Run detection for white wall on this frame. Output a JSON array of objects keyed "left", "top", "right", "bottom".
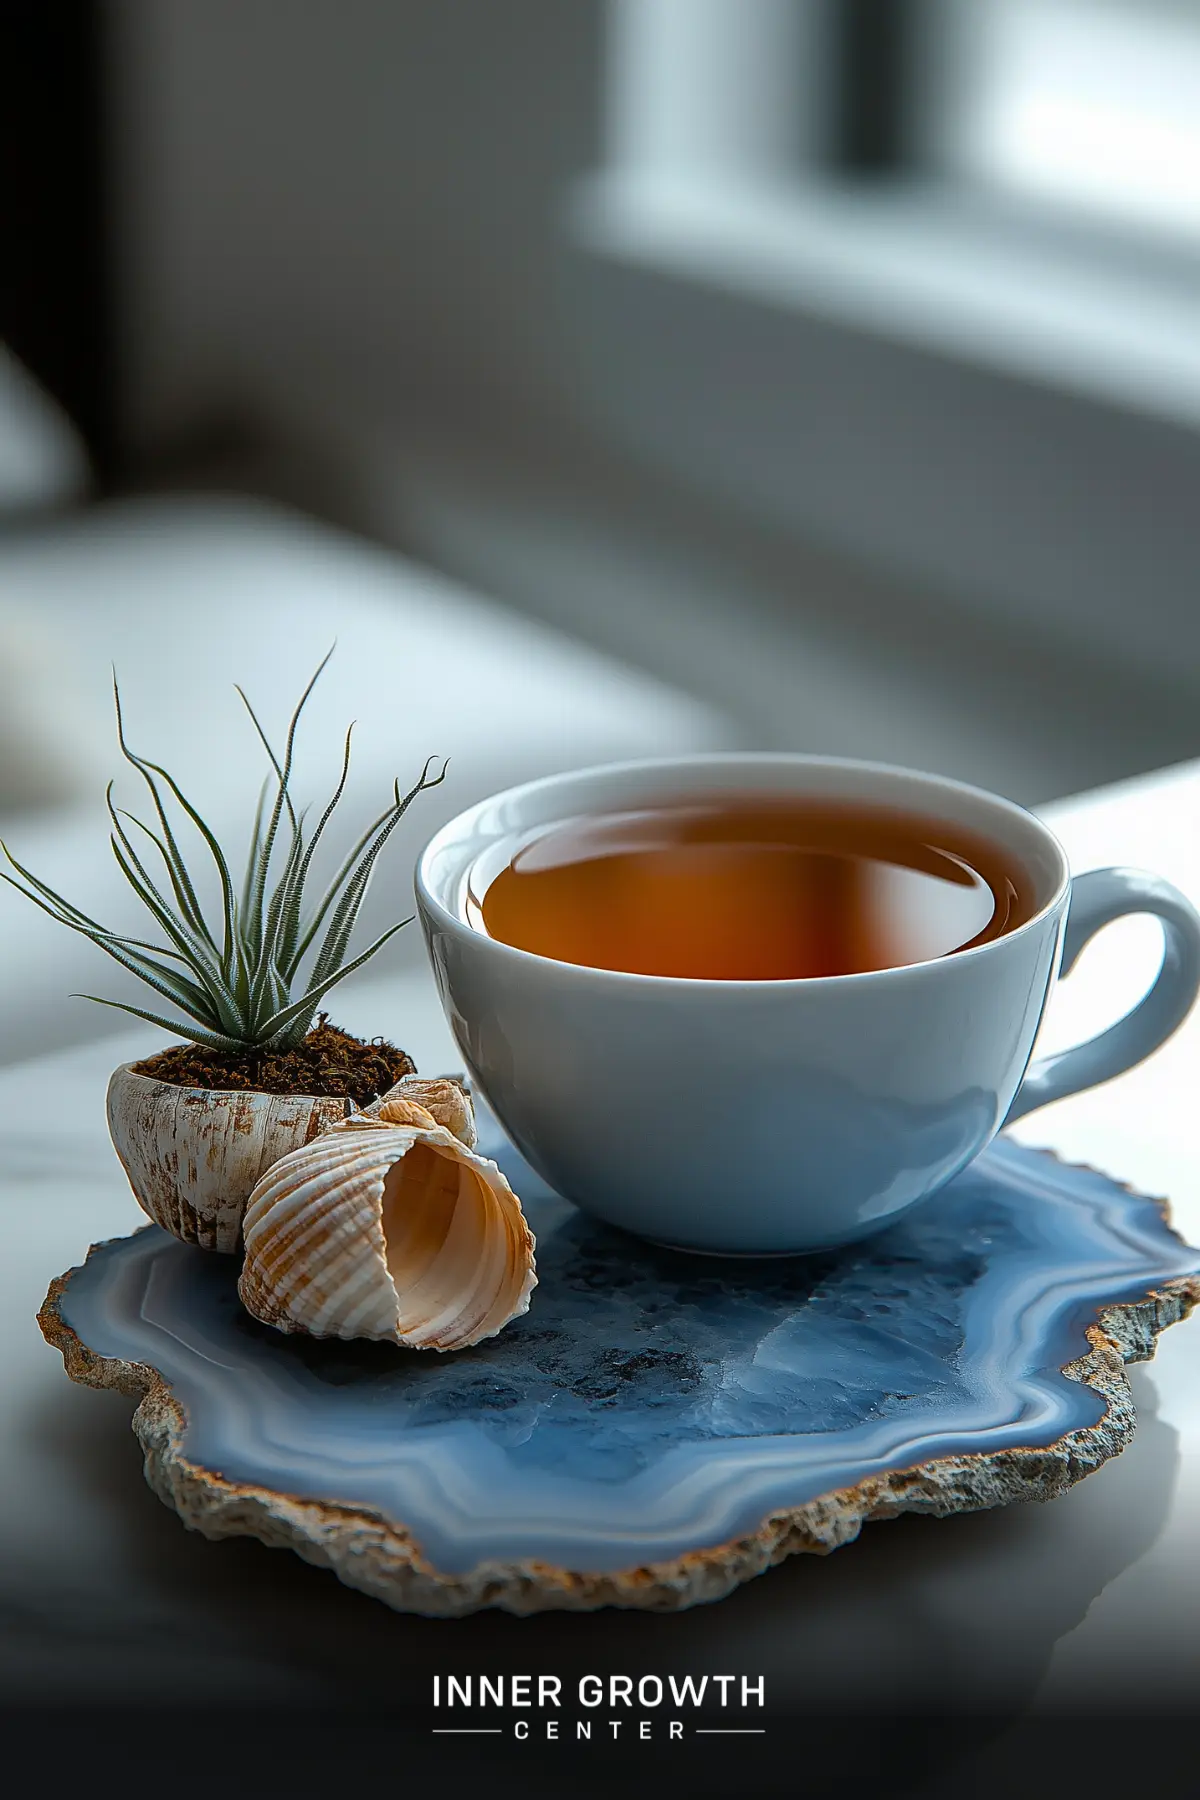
[{"left": 110, "top": 0, "right": 603, "bottom": 457}]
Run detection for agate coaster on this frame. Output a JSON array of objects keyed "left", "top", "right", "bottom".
[{"left": 39, "top": 1120, "right": 1200, "bottom": 1616}]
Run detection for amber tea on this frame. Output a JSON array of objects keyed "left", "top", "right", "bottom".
[{"left": 475, "top": 796, "right": 1034, "bottom": 979}]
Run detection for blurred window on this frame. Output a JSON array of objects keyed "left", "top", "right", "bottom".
[
  {"left": 925, "top": 0, "right": 1200, "bottom": 245},
  {"left": 608, "top": 0, "right": 1200, "bottom": 248},
  {"left": 605, "top": 0, "right": 827, "bottom": 189},
  {"left": 587, "top": 1, "right": 1200, "bottom": 684}
]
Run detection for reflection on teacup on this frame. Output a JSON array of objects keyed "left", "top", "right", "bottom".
[{"left": 467, "top": 794, "right": 1035, "bottom": 981}]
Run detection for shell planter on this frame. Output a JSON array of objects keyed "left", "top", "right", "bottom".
[
  {"left": 40, "top": 1106, "right": 1200, "bottom": 1616},
  {"left": 106, "top": 1064, "right": 354, "bottom": 1253},
  {"left": 2, "top": 653, "right": 445, "bottom": 1254}
]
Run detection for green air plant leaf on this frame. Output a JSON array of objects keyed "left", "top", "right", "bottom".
[{"left": 0, "top": 652, "right": 445, "bottom": 1055}]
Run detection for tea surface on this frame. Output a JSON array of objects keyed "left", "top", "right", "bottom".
[{"left": 477, "top": 798, "right": 1033, "bottom": 979}]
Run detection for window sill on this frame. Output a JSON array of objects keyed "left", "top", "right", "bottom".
[{"left": 573, "top": 173, "right": 1200, "bottom": 431}]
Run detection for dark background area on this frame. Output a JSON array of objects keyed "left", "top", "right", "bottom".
[{"left": 0, "top": 3, "right": 116, "bottom": 477}]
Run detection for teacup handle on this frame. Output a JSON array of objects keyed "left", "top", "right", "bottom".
[{"left": 1006, "top": 867, "right": 1200, "bottom": 1123}]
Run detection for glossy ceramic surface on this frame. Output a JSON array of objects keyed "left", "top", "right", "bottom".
[
  {"left": 417, "top": 755, "right": 1200, "bottom": 1251},
  {"left": 53, "top": 1109, "right": 1200, "bottom": 1583}
]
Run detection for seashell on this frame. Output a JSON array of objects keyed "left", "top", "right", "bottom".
[
  {"left": 106, "top": 1063, "right": 351, "bottom": 1254},
  {"left": 105, "top": 1064, "right": 468, "bottom": 1258},
  {"left": 238, "top": 1101, "right": 536, "bottom": 1351},
  {"left": 366, "top": 1073, "right": 477, "bottom": 1148}
]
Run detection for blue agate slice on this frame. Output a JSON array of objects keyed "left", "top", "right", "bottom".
[{"left": 48, "top": 1115, "right": 1200, "bottom": 1602}]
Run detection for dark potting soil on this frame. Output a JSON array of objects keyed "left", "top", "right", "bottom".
[{"left": 130, "top": 1016, "right": 416, "bottom": 1107}]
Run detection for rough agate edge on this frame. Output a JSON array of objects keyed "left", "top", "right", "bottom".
[{"left": 38, "top": 1134, "right": 1200, "bottom": 1616}]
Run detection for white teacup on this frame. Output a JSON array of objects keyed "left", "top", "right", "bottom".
[{"left": 415, "top": 755, "right": 1200, "bottom": 1253}]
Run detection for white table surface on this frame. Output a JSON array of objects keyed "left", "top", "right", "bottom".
[{"left": 3, "top": 761, "right": 1199, "bottom": 1785}]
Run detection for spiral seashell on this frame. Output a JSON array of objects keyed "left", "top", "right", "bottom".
[
  {"left": 366, "top": 1073, "right": 477, "bottom": 1148},
  {"left": 238, "top": 1100, "right": 536, "bottom": 1351}
]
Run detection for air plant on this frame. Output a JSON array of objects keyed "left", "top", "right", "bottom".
[{"left": 0, "top": 650, "right": 445, "bottom": 1054}]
